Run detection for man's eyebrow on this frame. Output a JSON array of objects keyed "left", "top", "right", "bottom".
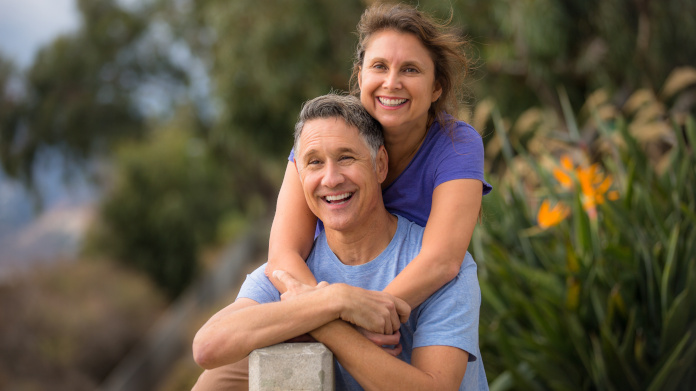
[
  {"left": 301, "top": 148, "right": 318, "bottom": 159},
  {"left": 335, "top": 147, "right": 358, "bottom": 154}
]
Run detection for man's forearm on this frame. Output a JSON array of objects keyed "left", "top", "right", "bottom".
[
  {"left": 310, "top": 320, "right": 466, "bottom": 391},
  {"left": 194, "top": 289, "right": 340, "bottom": 369}
]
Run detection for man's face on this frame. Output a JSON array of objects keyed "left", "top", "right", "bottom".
[{"left": 295, "top": 117, "right": 387, "bottom": 233}]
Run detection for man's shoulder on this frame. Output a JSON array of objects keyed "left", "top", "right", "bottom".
[
  {"left": 236, "top": 263, "right": 280, "bottom": 304},
  {"left": 394, "top": 214, "right": 425, "bottom": 245}
]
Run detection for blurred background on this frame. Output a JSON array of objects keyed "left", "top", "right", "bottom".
[{"left": 0, "top": 0, "right": 694, "bottom": 390}]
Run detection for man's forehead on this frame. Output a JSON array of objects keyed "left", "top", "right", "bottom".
[
  {"left": 302, "top": 117, "right": 356, "bottom": 134},
  {"left": 299, "top": 117, "right": 363, "bottom": 151}
]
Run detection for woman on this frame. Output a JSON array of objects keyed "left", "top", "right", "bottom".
[
  {"left": 267, "top": 3, "right": 491, "bottom": 316},
  {"left": 193, "top": 3, "right": 491, "bottom": 389}
]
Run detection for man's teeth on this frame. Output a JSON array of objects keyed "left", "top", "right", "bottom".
[
  {"left": 378, "top": 97, "right": 407, "bottom": 106},
  {"left": 325, "top": 193, "right": 352, "bottom": 202}
]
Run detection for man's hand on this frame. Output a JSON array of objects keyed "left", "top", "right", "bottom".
[
  {"left": 335, "top": 284, "right": 411, "bottom": 335},
  {"left": 356, "top": 327, "right": 403, "bottom": 357}
]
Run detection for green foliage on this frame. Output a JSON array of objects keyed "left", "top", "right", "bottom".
[
  {"left": 474, "top": 94, "right": 696, "bottom": 389},
  {"left": 194, "top": 0, "right": 365, "bottom": 156},
  {"left": 442, "top": 0, "right": 696, "bottom": 118},
  {"left": 93, "top": 113, "right": 240, "bottom": 298}
]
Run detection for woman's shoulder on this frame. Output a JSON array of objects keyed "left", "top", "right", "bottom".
[
  {"left": 446, "top": 118, "right": 481, "bottom": 138},
  {"left": 428, "top": 117, "right": 483, "bottom": 154}
]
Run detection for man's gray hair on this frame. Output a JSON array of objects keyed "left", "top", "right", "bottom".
[{"left": 294, "top": 93, "right": 384, "bottom": 162}]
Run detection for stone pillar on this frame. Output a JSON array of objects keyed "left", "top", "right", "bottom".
[{"left": 249, "top": 343, "right": 334, "bottom": 391}]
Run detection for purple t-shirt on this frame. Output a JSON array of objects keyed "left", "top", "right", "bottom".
[{"left": 289, "top": 118, "right": 492, "bottom": 228}]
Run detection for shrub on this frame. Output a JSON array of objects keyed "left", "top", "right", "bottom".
[
  {"left": 0, "top": 261, "right": 165, "bottom": 390},
  {"left": 474, "top": 71, "right": 696, "bottom": 389},
  {"left": 93, "top": 117, "right": 239, "bottom": 298}
]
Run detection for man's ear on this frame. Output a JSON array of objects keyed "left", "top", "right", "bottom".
[
  {"left": 294, "top": 159, "right": 303, "bottom": 181},
  {"left": 376, "top": 146, "right": 388, "bottom": 183}
]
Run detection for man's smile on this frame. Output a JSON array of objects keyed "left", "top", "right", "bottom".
[{"left": 322, "top": 192, "right": 355, "bottom": 204}]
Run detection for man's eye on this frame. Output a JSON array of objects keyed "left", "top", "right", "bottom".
[
  {"left": 339, "top": 156, "right": 354, "bottom": 162},
  {"left": 308, "top": 159, "right": 320, "bottom": 165}
]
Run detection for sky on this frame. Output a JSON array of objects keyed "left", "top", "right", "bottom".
[
  {"left": 0, "top": 0, "right": 79, "bottom": 68},
  {"left": 0, "top": 0, "right": 90, "bottom": 275}
]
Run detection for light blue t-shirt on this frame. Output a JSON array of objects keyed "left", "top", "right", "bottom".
[{"left": 238, "top": 215, "right": 489, "bottom": 390}]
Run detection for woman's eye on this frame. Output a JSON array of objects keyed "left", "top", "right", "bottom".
[
  {"left": 404, "top": 67, "right": 419, "bottom": 73},
  {"left": 372, "top": 63, "right": 386, "bottom": 70}
]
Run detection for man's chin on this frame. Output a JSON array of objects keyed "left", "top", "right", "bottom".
[{"left": 320, "top": 216, "right": 356, "bottom": 233}]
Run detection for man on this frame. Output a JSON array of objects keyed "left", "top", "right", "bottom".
[{"left": 192, "top": 93, "right": 487, "bottom": 390}]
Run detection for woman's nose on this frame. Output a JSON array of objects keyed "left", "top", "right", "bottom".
[{"left": 382, "top": 69, "right": 402, "bottom": 90}]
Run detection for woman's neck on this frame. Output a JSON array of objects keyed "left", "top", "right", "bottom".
[{"left": 382, "top": 120, "right": 431, "bottom": 187}]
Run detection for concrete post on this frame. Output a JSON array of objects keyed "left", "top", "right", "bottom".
[{"left": 249, "top": 343, "right": 334, "bottom": 391}]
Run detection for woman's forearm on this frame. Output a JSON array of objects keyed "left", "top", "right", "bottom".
[
  {"left": 383, "top": 250, "right": 461, "bottom": 308},
  {"left": 266, "top": 161, "right": 319, "bottom": 292},
  {"left": 384, "top": 179, "right": 482, "bottom": 308}
]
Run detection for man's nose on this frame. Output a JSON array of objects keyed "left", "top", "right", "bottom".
[{"left": 321, "top": 161, "right": 345, "bottom": 188}]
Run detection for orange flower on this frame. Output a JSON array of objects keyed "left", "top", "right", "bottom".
[
  {"left": 552, "top": 156, "right": 620, "bottom": 219},
  {"left": 537, "top": 199, "right": 570, "bottom": 229},
  {"left": 577, "top": 164, "right": 616, "bottom": 218},
  {"left": 553, "top": 155, "right": 574, "bottom": 189}
]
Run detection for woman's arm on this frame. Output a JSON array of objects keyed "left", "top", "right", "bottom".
[
  {"left": 383, "top": 178, "right": 483, "bottom": 308},
  {"left": 265, "top": 161, "right": 318, "bottom": 291}
]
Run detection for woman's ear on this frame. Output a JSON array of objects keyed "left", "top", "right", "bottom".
[
  {"left": 376, "top": 146, "right": 388, "bottom": 183},
  {"left": 358, "top": 67, "right": 363, "bottom": 90},
  {"left": 431, "top": 81, "right": 443, "bottom": 102}
]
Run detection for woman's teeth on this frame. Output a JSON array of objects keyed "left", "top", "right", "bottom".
[{"left": 378, "top": 97, "right": 407, "bottom": 107}]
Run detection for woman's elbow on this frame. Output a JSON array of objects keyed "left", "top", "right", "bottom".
[{"left": 441, "top": 258, "right": 461, "bottom": 283}]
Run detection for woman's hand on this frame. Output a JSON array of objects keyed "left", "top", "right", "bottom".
[
  {"left": 273, "top": 270, "right": 329, "bottom": 301},
  {"left": 334, "top": 284, "right": 411, "bottom": 335},
  {"left": 273, "top": 270, "right": 411, "bottom": 335}
]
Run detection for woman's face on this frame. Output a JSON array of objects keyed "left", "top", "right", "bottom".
[{"left": 359, "top": 30, "right": 442, "bottom": 136}]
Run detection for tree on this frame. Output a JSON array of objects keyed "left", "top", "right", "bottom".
[
  {"left": 190, "top": 0, "right": 366, "bottom": 157},
  {"left": 0, "top": 0, "right": 192, "bottom": 186}
]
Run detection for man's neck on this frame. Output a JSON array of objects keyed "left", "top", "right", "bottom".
[{"left": 324, "top": 209, "right": 398, "bottom": 266}]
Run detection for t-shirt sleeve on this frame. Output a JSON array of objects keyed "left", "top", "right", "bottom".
[
  {"left": 434, "top": 123, "right": 492, "bottom": 195},
  {"left": 236, "top": 263, "right": 281, "bottom": 304},
  {"left": 411, "top": 253, "right": 481, "bottom": 361},
  {"left": 288, "top": 149, "right": 295, "bottom": 163}
]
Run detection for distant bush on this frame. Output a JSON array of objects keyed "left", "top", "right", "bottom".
[
  {"left": 92, "top": 117, "right": 241, "bottom": 298},
  {"left": 474, "top": 70, "right": 696, "bottom": 389},
  {"left": 0, "top": 260, "right": 165, "bottom": 390}
]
